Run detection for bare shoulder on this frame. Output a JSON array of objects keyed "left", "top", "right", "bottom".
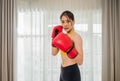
[{"left": 73, "top": 32, "right": 83, "bottom": 43}]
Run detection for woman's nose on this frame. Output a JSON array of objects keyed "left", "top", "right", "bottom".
[{"left": 64, "top": 22, "right": 68, "bottom": 26}]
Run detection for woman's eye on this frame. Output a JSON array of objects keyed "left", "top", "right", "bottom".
[{"left": 67, "top": 20, "right": 71, "bottom": 23}]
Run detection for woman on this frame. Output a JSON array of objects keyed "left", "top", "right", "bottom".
[{"left": 51, "top": 10, "right": 83, "bottom": 81}]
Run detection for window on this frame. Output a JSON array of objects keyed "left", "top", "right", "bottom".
[{"left": 15, "top": 9, "right": 102, "bottom": 81}]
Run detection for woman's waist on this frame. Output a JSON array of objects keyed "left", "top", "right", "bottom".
[
  {"left": 61, "top": 63, "right": 79, "bottom": 72},
  {"left": 62, "top": 62, "right": 76, "bottom": 67},
  {"left": 61, "top": 59, "right": 76, "bottom": 67}
]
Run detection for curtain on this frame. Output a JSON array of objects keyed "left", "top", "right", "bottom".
[
  {"left": 0, "top": 0, "right": 15, "bottom": 81},
  {"left": 102, "top": 0, "right": 120, "bottom": 81},
  {"left": 0, "top": 0, "right": 2, "bottom": 81},
  {"left": 15, "top": 0, "right": 102, "bottom": 81}
]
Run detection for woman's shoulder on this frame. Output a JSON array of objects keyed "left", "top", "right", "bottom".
[
  {"left": 74, "top": 32, "right": 82, "bottom": 41},
  {"left": 73, "top": 32, "right": 83, "bottom": 46}
]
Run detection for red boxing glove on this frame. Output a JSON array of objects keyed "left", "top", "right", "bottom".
[
  {"left": 52, "top": 32, "right": 78, "bottom": 59},
  {"left": 51, "top": 25, "right": 63, "bottom": 39},
  {"left": 51, "top": 25, "right": 63, "bottom": 47}
]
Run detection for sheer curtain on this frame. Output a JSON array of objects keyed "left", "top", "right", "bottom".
[{"left": 15, "top": 0, "right": 102, "bottom": 81}]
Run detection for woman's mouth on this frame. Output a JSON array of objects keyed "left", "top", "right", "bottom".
[{"left": 64, "top": 28, "right": 69, "bottom": 30}]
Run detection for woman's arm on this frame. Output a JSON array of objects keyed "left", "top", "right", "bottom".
[
  {"left": 52, "top": 47, "right": 59, "bottom": 56},
  {"left": 74, "top": 35, "right": 83, "bottom": 65}
]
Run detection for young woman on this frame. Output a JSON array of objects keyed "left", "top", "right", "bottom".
[{"left": 51, "top": 10, "right": 83, "bottom": 81}]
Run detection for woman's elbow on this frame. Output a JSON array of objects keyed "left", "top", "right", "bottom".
[
  {"left": 77, "top": 61, "right": 83, "bottom": 65},
  {"left": 52, "top": 47, "right": 59, "bottom": 56},
  {"left": 77, "top": 57, "right": 83, "bottom": 65},
  {"left": 52, "top": 52, "right": 57, "bottom": 56}
]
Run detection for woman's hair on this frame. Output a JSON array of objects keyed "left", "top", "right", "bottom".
[{"left": 60, "top": 10, "right": 74, "bottom": 21}]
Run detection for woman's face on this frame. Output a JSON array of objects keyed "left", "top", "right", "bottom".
[{"left": 61, "top": 15, "right": 75, "bottom": 33}]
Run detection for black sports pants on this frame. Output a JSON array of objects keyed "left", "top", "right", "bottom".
[{"left": 60, "top": 64, "right": 81, "bottom": 81}]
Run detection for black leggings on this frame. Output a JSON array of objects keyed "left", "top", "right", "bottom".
[{"left": 60, "top": 64, "right": 81, "bottom": 81}]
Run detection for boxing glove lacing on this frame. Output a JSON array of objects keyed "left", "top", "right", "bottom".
[
  {"left": 66, "top": 43, "right": 78, "bottom": 58},
  {"left": 67, "top": 43, "right": 75, "bottom": 54},
  {"left": 67, "top": 45, "right": 74, "bottom": 54}
]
